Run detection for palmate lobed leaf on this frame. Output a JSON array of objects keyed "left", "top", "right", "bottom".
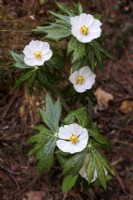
[
  {"left": 39, "top": 94, "right": 62, "bottom": 132},
  {"left": 86, "top": 151, "right": 95, "bottom": 184},
  {"left": 14, "top": 70, "right": 33, "bottom": 89},
  {"left": 73, "top": 2, "right": 83, "bottom": 15},
  {"left": 55, "top": 1, "right": 74, "bottom": 16},
  {"left": 63, "top": 107, "right": 91, "bottom": 128},
  {"left": 36, "top": 136, "right": 57, "bottom": 172},
  {"left": 49, "top": 11, "right": 70, "bottom": 23},
  {"left": 45, "top": 48, "right": 64, "bottom": 72},
  {"left": 88, "top": 123, "right": 113, "bottom": 151},
  {"left": 68, "top": 38, "right": 86, "bottom": 64},
  {"left": 92, "top": 147, "right": 115, "bottom": 176},
  {"left": 33, "top": 20, "right": 71, "bottom": 41},
  {"left": 63, "top": 148, "right": 87, "bottom": 175},
  {"left": 10, "top": 51, "right": 33, "bottom": 69},
  {"left": 27, "top": 125, "right": 52, "bottom": 156},
  {"left": 28, "top": 127, "right": 56, "bottom": 172},
  {"left": 62, "top": 174, "right": 78, "bottom": 192},
  {"left": 89, "top": 147, "right": 115, "bottom": 189}
]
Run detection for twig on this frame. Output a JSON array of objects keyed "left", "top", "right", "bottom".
[
  {"left": 2, "top": 91, "right": 18, "bottom": 120},
  {"left": 63, "top": 192, "right": 67, "bottom": 200}
]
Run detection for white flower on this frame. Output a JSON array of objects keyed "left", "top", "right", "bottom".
[
  {"left": 23, "top": 40, "right": 52, "bottom": 66},
  {"left": 56, "top": 123, "right": 89, "bottom": 154},
  {"left": 69, "top": 66, "right": 96, "bottom": 93},
  {"left": 79, "top": 154, "right": 108, "bottom": 182},
  {"left": 70, "top": 13, "right": 102, "bottom": 43}
]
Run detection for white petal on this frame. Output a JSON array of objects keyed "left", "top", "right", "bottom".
[
  {"left": 78, "top": 129, "right": 89, "bottom": 144},
  {"left": 58, "top": 125, "right": 72, "bottom": 139},
  {"left": 79, "top": 13, "right": 94, "bottom": 27},
  {"left": 84, "top": 74, "right": 96, "bottom": 89},
  {"left": 24, "top": 57, "right": 45, "bottom": 66},
  {"left": 23, "top": 46, "right": 34, "bottom": 58},
  {"left": 69, "top": 123, "right": 83, "bottom": 136},
  {"left": 28, "top": 40, "right": 39, "bottom": 50},
  {"left": 24, "top": 57, "right": 36, "bottom": 66},
  {"left": 91, "top": 169, "right": 97, "bottom": 183},
  {"left": 79, "top": 66, "right": 91, "bottom": 77},
  {"left": 71, "top": 27, "right": 81, "bottom": 39},
  {"left": 73, "top": 84, "right": 86, "bottom": 93},
  {"left": 79, "top": 154, "right": 89, "bottom": 180},
  {"left": 103, "top": 167, "right": 108, "bottom": 175},
  {"left": 69, "top": 71, "right": 78, "bottom": 84},
  {"left": 68, "top": 143, "right": 79, "bottom": 154},
  {"left": 42, "top": 49, "right": 52, "bottom": 61},
  {"left": 75, "top": 141, "right": 87, "bottom": 152},
  {"left": 38, "top": 42, "right": 50, "bottom": 53},
  {"left": 78, "top": 34, "right": 95, "bottom": 43},
  {"left": 89, "top": 19, "right": 102, "bottom": 29},
  {"left": 70, "top": 16, "right": 80, "bottom": 26},
  {"left": 56, "top": 140, "right": 71, "bottom": 152},
  {"left": 85, "top": 14, "right": 95, "bottom": 26}
]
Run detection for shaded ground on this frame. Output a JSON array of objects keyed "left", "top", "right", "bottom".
[{"left": 0, "top": 0, "right": 133, "bottom": 200}]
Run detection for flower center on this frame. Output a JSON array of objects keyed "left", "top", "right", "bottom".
[
  {"left": 80, "top": 25, "right": 89, "bottom": 35},
  {"left": 76, "top": 76, "right": 84, "bottom": 84},
  {"left": 69, "top": 134, "right": 78, "bottom": 144},
  {"left": 34, "top": 51, "right": 42, "bottom": 59}
]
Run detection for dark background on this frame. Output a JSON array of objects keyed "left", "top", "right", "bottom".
[{"left": 0, "top": 0, "right": 133, "bottom": 199}]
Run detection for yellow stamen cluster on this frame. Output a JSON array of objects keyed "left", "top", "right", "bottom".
[
  {"left": 80, "top": 25, "right": 89, "bottom": 35},
  {"left": 34, "top": 51, "right": 42, "bottom": 59},
  {"left": 76, "top": 76, "right": 84, "bottom": 85},
  {"left": 69, "top": 134, "right": 78, "bottom": 144}
]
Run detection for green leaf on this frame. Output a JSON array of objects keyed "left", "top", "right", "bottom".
[
  {"left": 39, "top": 94, "right": 62, "bottom": 132},
  {"left": 28, "top": 123, "right": 57, "bottom": 172},
  {"left": 14, "top": 70, "right": 33, "bottom": 89},
  {"left": 56, "top": 150, "right": 69, "bottom": 167},
  {"left": 71, "top": 59, "right": 86, "bottom": 72},
  {"left": 91, "top": 43, "right": 103, "bottom": 70},
  {"left": 62, "top": 174, "right": 78, "bottom": 192},
  {"left": 89, "top": 147, "right": 107, "bottom": 189},
  {"left": 55, "top": 1, "right": 74, "bottom": 16},
  {"left": 39, "top": 0, "right": 47, "bottom": 4},
  {"left": 28, "top": 71, "right": 36, "bottom": 95},
  {"left": 37, "top": 69, "right": 53, "bottom": 90},
  {"left": 94, "top": 41, "right": 111, "bottom": 59},
  {"left": 63, "top": 107, "right": 91, "bottom": 128},
  {"left": 10, "top": 51, "right": 33, "bottom": 69},
  {"left": 68, "top": 38, "right": 86, "bottom": 63},
  {"left": 63, "top": 149, "right": 87, "bottom": 175},
  {"left": 91, "top": 147, "right": 115, "bottom": 177},
  {"left": 73, "top": 2, "right": 83, "bottom": 14},
  {"left": 45, "top": 50, "right": 64, "bottom": 72},
  {"left": 90, "top": 147, "right": 115, "bottom": 187},
  {"left": 33, "top": 21, "right": 71, "bottom": 41},
  {"left": 88, "top": 123, "right": 113, "bottom": 151},
  {"left": 49, "top": 11, "right": 70, "bottom": 23},
  {"left": 94, "top": 14, "right": 103, "bottom": 21},
  {"left": 37, "top": 136, "right": 57, "bottom": 172},
  {"left": 95, "top": 156, "right": 107, "bottom": 189},
  {"left": 87, "top": 45, "right": 95, "bottom": 71},
  {"left": 86, "top": 152, "right": 95, "bottom": 184},
  {"left": 27, "top": 125, "right": 52, "bottom": 156}
]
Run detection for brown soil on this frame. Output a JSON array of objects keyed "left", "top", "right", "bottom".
[{"left": 0, "top": 0, "right": 133, "bottom": 200}]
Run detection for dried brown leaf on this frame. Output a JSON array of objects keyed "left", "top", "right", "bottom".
[
  {"left": 94, "top": 87, "right": 114, "bottom": 110},
  {"left": 23, "top": 191, "right": 46, "bottom": 200},
  {"left": 120, "top": 100, "right": 133, "bottom": 114}
]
